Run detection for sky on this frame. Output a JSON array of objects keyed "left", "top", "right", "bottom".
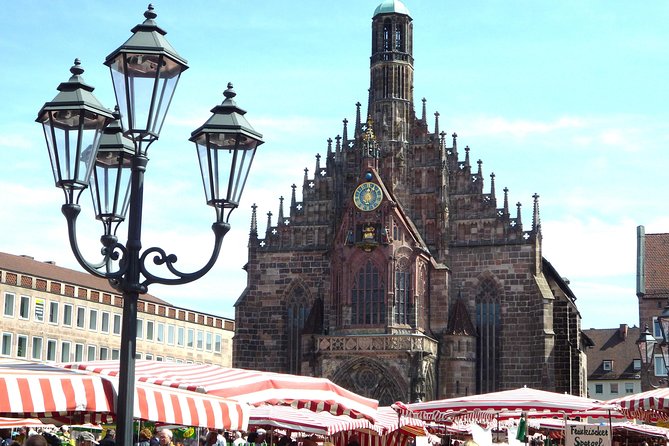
[{"left": 1, "top": 1, "right": 668, "bottom": 330}]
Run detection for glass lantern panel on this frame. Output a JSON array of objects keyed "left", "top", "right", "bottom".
[
  {"left": 109, "top": 53, "right": 183, "bottom": 140},
  {"left": 195, "top": 138, "right": 214, "bottom": 205},
  {"left": 41, "top": 110, "right": 106, "bottom": 189},
  {"left": 228, "top": 140, "right": 258, "bottom": 208},
  {"left": 90, "top": 151, "right": 133, "bottom": 222}
]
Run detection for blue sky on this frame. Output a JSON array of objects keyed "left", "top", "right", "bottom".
[{"left": 1, "top": 1, "right": 668, "bottom": 330}]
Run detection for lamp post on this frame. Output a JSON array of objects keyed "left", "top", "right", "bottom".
[
  {"left": 636, "top": 306, "right": 669, "bottom": 389},
  {"left": 36, "top": 5, "right": 263, "bottom": 446}
]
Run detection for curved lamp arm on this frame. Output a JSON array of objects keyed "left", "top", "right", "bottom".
[
  {"left": 62, "top": 203, "right": 127, "bottom": 281},
  {"left": 139, "top": 221, "right": 230, "bottom": 288}
]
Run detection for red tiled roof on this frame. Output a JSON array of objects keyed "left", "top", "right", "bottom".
[
  {"left": 645, "top": 233, "right": 669, "bottom": 296},
  {"left": 0, "top": 251, "right": 170, "bottom": 305}
]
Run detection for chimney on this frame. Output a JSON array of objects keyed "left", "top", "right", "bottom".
[{"left": 619, "top": 324, "right": 628, "bottom": 340}]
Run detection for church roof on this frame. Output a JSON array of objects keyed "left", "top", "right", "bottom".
[{"left": 373, "top": 0, "right": 410, "bottom": 17}]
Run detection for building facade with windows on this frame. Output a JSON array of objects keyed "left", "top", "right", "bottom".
[
  {"left": 233, "top": 0, "right": 586, "bottom": 404},
  {"left": 583, "top": 325, "right": 642, "bottom": 400},
  {"left": 636, "top": 226, "right": 669, "bottom": 388},
  {"left": 0, "top": 252, "right": 234, "bottom": 365}
]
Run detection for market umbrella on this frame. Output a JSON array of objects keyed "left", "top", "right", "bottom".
[
  {"left": 1, "top": 361, "right": 248, "bottom": 429},
  {"left": 607, "top": 388, "right": 669, "bottom": 422},
  {"left": 248, "top": 406, "right": 374, "bottom": 435},
  {"left": 59, "top": 360, "right": 378, "bottom": 421},
  {"left": 402, "top": 387, "right": 619, "bottom": 423}
]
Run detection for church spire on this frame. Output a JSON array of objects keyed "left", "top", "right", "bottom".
[
  {"left": 342, "top": 118, "right": 349, "bottom": 144},
  {"left": 532, "top": 193, "right": 541, "bottom": 232},
  {"left": 421, "top": 98, "right": 427, "bottom": 122},
  {"left": 278, "top": 196, "right": 285, "bottom": 225},
  {"left": 434, "top": 111, "right": 440, "bottom": 136},
  {"left": 355, "top": 101, "right": 362, "bottom": 137},
  {"left": 250, "top": 203, "right": 258, "bottom": 238}
]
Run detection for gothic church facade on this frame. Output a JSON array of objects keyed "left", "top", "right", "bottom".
[{"left": 233, "top": 0, "right": 587, "bottom": 404}]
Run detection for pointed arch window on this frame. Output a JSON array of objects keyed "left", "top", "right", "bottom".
[
  {"left": 287, "top": 286, "right": 308, "bottom": 374},
  {"left": 395, "top": 24, "right": 404, "bottom": 51},
  {"left": 476, "top": 278, "right": 501, "bottom": 393},
  {"left": 352, "top": 260, "right": 385, "bottom": 325},
  {"left": 383, "top": 20, "right": 392, "bottom": 52},
  {"left": 395, "top": 258, "right": 412, "bottom": 325}
]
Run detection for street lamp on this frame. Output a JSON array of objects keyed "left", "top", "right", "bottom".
[
  {"left": 36, "top": 5, "right": 263, "bottom": 446},
  {"left": 636, "top": 308, "right": 669, "bottom": 389}
]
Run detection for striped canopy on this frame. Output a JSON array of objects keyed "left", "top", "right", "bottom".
[
  {"left": 403, "top": 387, "right": 618, "bottom": 423},
  {"left": 248, "top": 406, "right": 424, "bottom": 436},
  {"left": 608, "top": 388, "right": 669, "bottom": 422},
  {"left": 0, "top": 362, "right": 248, "bottom": 429},
  {"left": 59, "top": 360, "right": 378, "bottom": 421}
]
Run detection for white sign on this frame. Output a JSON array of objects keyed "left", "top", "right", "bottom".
[{"left": 565, "top": 424, "right": 611, "bottom": 446}]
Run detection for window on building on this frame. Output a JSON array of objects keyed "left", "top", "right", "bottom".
[
  {"left": 101, "top": 312, "right": 110, "bottom": 333},
  {"left": 625, "top": 382, "right": 635, "bottom": 394},
  {"left": 63, "top": 304, "right": 73, "bottom": 326},
  {"left": 177, "top": 327, "right": 185, "bottom": 347},
  {"left": 206, "top": 332, "right": 212, "bottom": 351},
  {"left": 76, "top": 307, "right": 85, "bottom": 328},
  {"left": 187, "top": 329, "right": 194, "bottom": 348},
  {"left": 49, "top": 302, "right": 58, "bottom": 324},
  {"left": 157, "top": 323, "right": 165, "bottom": 343},
  {"left": 19, "top": 296, "right": 30, "bottom": 320},
  {"left": 351, "top": 260, "right": 386, "bottom": 325},
  {"left": 74, "top": 343, "right": 84, "bottom": 362},
  {"left": 31, "top": 337, "right": 43, "bottom": 360},
  {"left": 1, "top": 333, "right": 12, "bottom": 356},
  {"left": 145, "top": 353, "right": 153, "bottom": 360},
  {"left": 394, "top": 258, "right": 412, "bottom": 325},
  {"left": 111, "top": 349, "right": 120, "bottom": 360},
  {"left": 476, "top": 278, "right": 501, "bottom": 394},
  {"left": 87, "top": 345, "right": 96, "bottom": 361},
  {"left": 595, "top": 384, "right": 603, "bottom": 394},
  {"left": 17, "top": 335, "right": 28, "bottom": 358},
  {"left": 46, "top": 339, "right": 57, "bottom": 361},
  {"left": 610, "top": 383, "right": 619, "bottom": 394},
  {"left": 89, "top": 309, "right": 98, "bottom": 331},
  {"left": 633, "top": 359, "right": 642, "bottom": 371},
  {"left": 156, "top": 356, "right": 163, "bottom": 362},
  {"left": 602, "top": 360, "right": 612, "bottom": 371},
  {"left": 61, "top": 342, "right": 71, "bottom": 362},
  {"left": 100, "top": 347, "right": 109, "bottom": 360},
  {"left": 3, "top": 293, "right": 14, "bottom": 317},
  {"left": 654, "top": 355, "right": 668, "bottom": 376},
  {"left": 135, "top": 352, "right": 142, "bottom": 359},
  {"left": 287, "top": 285, "right": 308, "bottom": 374},
  {"left": 197, "top": 331, "right": 204, "bottom": 350},
  {"left": 146, "top": 321, "right": 154, "bottom": 341},
  {"left": 137, "top": 319, "right": 144, "bottom": 339},
  {"left": 653, "top": 317, "right": 663, "bottom": 338},
  {"left": 34, "top": 299, "right": 45, "bottom": 322},
  {"left": 215, "top": 334, "right": 222, "bottom": 353},
  {"left": 166, "top": 357, "right": 174, "bottom": 362},
  {"left": 113, "top": 314, "right": 121, "bottom": 335},
  {"left": 168, "top": 325, "right": 175, "bottom": 345}
]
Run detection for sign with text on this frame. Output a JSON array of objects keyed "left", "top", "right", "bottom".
[{"left": 565, "top": 424, "right": 611, "bottom": 446}]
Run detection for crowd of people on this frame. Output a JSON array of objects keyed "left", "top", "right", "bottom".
[{"left": 0, "top": 427, "right": 329, "bottom": 446}]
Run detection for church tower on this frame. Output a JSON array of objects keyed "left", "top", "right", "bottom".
[{"left": 369, "top": 0, "right": 414, "bottom": 144}]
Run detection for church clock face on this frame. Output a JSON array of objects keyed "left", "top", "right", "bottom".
[{"left": 353, "top": 182, "right": 383, "bottom": 212}]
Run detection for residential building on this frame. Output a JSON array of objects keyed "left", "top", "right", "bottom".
[
  {"left": 636, "top": 226, "right": 669, "bottom": 388},
  {"left": 583, "top": 324, "right": 642, "bottom": 400},
  {"left": 233, "top": 0, "right": 586, "bottom": 404},
  {"left": 0, "top": 252, "right": 234, "bottom": 365}
]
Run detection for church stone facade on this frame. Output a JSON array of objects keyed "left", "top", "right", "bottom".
[{"left": 233, "top": 0, "right": 587, "bottom": 404}]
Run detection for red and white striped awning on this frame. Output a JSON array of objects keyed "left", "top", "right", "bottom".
[
  {"left": 403, "top": 387, "right": 619, "bottom": 423},
  {"left": 0, "top": 418, "right": 47, "bottom": 428},
  {"left": 1, "top": 362, "right": 248, "bottom": 429},
  {"left": 608, "top": 388, "right": 669, "bottom": 422},
  {"left": 60, "top": 360, "right": 378, "bottom": 421},
  {"left": 249, "top": 406, "right": 373, "bottom": 435},
  {"left": 0, "top": 361, "right": 114, "bottom": 423}
]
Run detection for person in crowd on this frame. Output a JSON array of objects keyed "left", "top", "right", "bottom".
[
  {"left": 149, "top": 431, "right": 160, "bottom": 446},
  {"left": 97, "top": 430, "right": 115, "bottom": 446},
  {"left": 158, "top": 430, "right": 174, "bottom": 446},
  {"left": 302, "top": 435, "right": 318, "bottom": 446},
  {"left": 76, "top": 433, "right": 98, "bottom": 446},
  {"left": 14, "top": 428, "right": 27, "bottom": 445},
  {"left": 253, "top": 430, "right": 266, "bottom": 446},
  {"left": 136, "top": 429, "right": 152, "bottom": 446},
  {"left": 24, "top": 435, "right": 48, "bottom": 446},
  {"left": 215, "top": 431, "right": 226, "bottom": 446},
  {"left": 232, "top": 433, "right": 245, "bottom": 446}
]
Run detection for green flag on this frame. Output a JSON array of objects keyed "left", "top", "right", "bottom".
[{"left": 516, "top": 416, "right": 527, "bottom": 442}]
